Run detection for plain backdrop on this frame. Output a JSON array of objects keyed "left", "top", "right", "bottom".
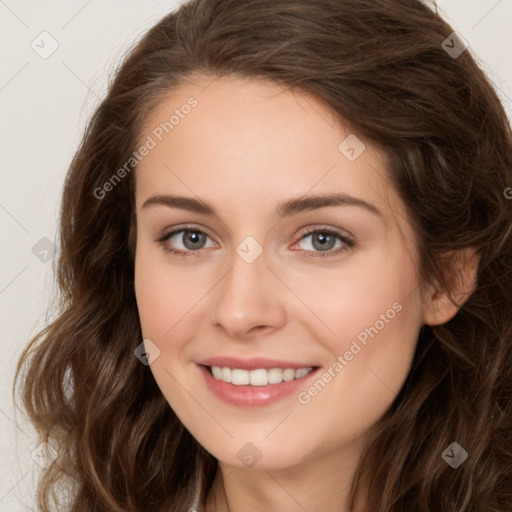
[{"left": 1, "top": 0, "right": 511, "bottom": 509}]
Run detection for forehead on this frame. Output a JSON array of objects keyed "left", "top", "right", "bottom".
[{"left": 135, "top": 75, "right": 406, "bottom": 228}]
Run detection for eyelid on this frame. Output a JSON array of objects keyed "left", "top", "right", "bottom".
[
  {"left": 156, "top": 223, "right": 355, "bottom": 257},
  {"left": 156, "top": 223, "right": 217, "bottom": 247},
  {"left": 290, "top": 224, "right": 355, "bottom": 258},
  {"left": 294, "top": 223, "right": 354, "bottom": 241},
  {"left": 157, "top": 222, "right": 214, "bottom": 235}
]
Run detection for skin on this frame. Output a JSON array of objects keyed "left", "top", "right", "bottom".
[{"left": 133, "top": 75, "right": 479, "bottom": 512}]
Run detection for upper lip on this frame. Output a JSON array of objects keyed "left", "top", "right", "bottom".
[{"left": 197, "top": 356, "right": 318, "bottom": 371}]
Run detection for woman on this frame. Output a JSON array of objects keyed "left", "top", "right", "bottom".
[{"left": 14, "top": 0, "right": 512, "bottom": 511}]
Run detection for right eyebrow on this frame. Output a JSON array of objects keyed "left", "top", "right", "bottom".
[{"left": 141, "top": 194, "right": 214, "bottom": 215}]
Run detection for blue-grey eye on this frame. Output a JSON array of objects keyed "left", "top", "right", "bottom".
[
  {"left": 173, "top": 230, "right": 209, "bottom": 250},
  {"left": 299, "top": 232, "right": 342, "bottom": 252}
]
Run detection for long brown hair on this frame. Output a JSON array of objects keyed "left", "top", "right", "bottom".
[{"left": 14, "top": 0, "right": 512, "bottom": 510}]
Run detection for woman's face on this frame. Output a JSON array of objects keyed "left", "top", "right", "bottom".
[{"left": 134, "top": 75, "right": 429, "bottom": 470}]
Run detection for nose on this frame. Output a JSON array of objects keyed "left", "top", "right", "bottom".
[{"left": 210, "top": 244, "right": 287, "bottom": 339}]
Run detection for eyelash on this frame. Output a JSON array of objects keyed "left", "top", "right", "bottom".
[{"left": 156, "top": 224, "right": 355, "bottom": 259}]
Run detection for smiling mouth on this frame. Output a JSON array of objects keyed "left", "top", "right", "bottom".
[{"left": 204, "top": 365, "right": 317, "bottom": 386}]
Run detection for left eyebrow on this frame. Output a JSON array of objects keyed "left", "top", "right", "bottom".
[
  {"left": 273, "top": 192, "right": 383, "bottom": 219},
  {"left": 140, "top": 192, "right": 383, "bottom": 219}
]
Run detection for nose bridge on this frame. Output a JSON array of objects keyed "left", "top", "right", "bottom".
[
  {"left": 220, "top": 239, "right": 270, "bottom": 307},
  {"left": 210, "top": 238, "right": 286, "bottom": 337}
]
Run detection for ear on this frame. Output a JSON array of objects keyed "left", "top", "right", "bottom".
[{"left": 422, "top": 247, "right": 480, "bottom": 326}]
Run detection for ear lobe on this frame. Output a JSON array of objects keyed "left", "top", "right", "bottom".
[{"left": 422, "top": 247, "right": 480, "bottom": 326}]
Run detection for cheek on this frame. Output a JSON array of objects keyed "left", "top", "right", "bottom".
[
  {"left": 289, "top": 248, "right": 422, "bottom": 403},
  {"left": 134, "top": 245, "right": 207, "bottom": 340},
  {"left": 134, "top": 257, "right": 174, "bottom": 339},
  {"left": 133, "top": 249, "right": 202, "bottom": 417},
  {"left": 296, "top": 258, "right": 422, "bottom": 423},
  {"left": 280, "top": 249, "right": 420, "bottom": 352}
]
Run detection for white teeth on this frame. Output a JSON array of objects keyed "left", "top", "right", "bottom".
[
  {"left": 209, "top": 366, "right": 314, "bottom": 385},
  {"left": 249, "top": 369, "right": 268, "bottom": 386},
  {"left": 212, "top": 366, "right": 223, "bottom": 380},
  {"left": 221, "top": 367, "right": 232, "bottom": 382},
  {"left": 282, "top": 369, "right": 295, "bottom": 382},
  {"left": 295, "top": 368, "right": 311, "bottom": 379},
  {"left": 268, "top": 368, "right": 283, "bottom": 384},
  {"left": 231, "top": 369, "right": 250, "bottom": 385}
]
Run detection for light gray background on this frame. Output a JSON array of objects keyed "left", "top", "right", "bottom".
[{"left": 1, "top": 1, "right": 511, "bottom": 509}]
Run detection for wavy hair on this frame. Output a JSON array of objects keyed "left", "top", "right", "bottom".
[{"left": 14, "top": 0, "right": 512, "bottom": 510}]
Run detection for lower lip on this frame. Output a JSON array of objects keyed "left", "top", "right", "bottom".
[{"left": 196, "top": 364, "right": 320, "bottom": 407}]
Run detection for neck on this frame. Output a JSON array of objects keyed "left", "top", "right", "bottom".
[{"left": 203, "top": 440, "right": 368, "bottom": 512}]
